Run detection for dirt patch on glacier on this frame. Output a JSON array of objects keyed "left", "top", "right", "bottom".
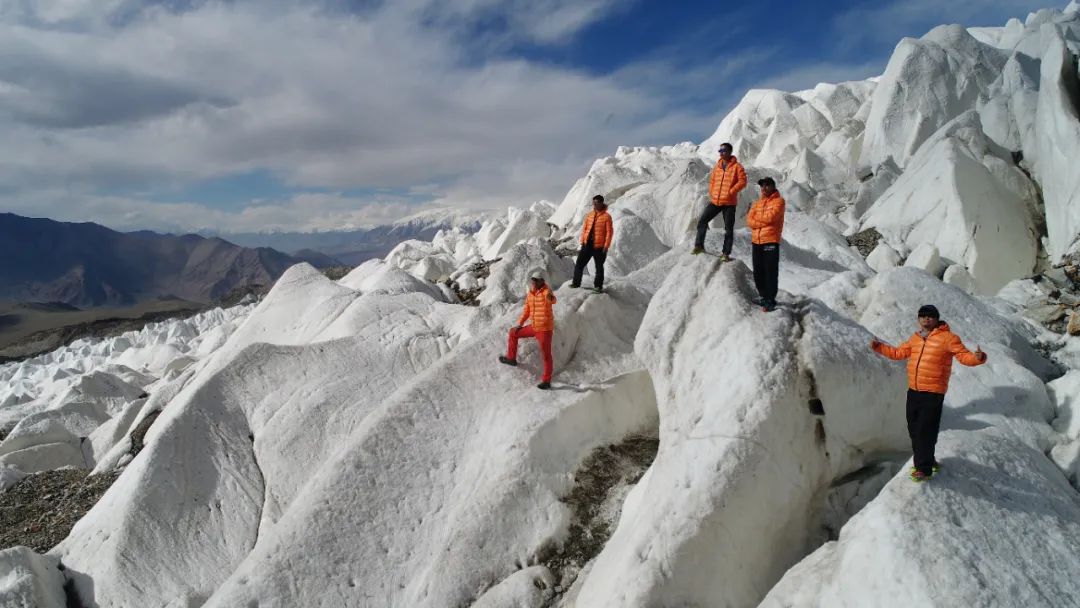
[
  {"left": 0, "top": 468, "right": 119, "bottom": 552},
  {"left": 540, "top": 432, "right": 659, "bottom": 598}
]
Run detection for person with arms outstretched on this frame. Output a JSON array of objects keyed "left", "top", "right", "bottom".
[
  {"left": 693, "top": 142, "right": 746, "bottom": 259},
  {"left": 499, "top": 270, "right": 557, "bottom": 389},
  {"left": 571, "top": 195, "right": 614, "bottom": 293},
  {"left": 871, "top": 305, "right": 988, "bottom": 482}
]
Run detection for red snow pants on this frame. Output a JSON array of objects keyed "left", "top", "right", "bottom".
[{"left": 507, "top": 326, "right": 553, "bottom": 382}]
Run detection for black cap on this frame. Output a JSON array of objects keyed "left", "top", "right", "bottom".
[
  {"left": 757, "top": 177, "right": 776, "bottom": 188},
  {"left": 917, "top": 305, "right": 940, "bottom": 319}
]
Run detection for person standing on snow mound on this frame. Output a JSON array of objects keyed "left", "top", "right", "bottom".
[
  {"left": 571, "top": 195, "right": 614, "bottom": 294},
  {"left": 693, "top": 142, "right": 747, "bottom": 259},
  {"left": 746, "top": 177, "right": 785, "bottom": 312},
  {"left": 499, "top": 271, "right": 557, "bottom": 390},
  {"left": 870, "top": 305, "right": 987, "bottom": 483}
]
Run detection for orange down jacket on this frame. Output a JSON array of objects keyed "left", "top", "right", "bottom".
[
  {"left": 873, "top": 322, "right": 987, "bottom": 394},
  {"left": 580, "top": 210, "right": 614, "bottom": 250},
  {"left": 708, "top": 157, "right": 747, "bottom": 205},
  {"left": 517, "top": 285, "right": 557, "bottom": 332},
  {"left": 746, "top": 191, "right": 786, "bottom": 244}
]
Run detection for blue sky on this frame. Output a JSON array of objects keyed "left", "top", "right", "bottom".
[{"left": 0, "top": 0, "right": 1060, "bottom": 233}]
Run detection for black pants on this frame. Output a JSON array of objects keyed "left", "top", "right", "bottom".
[
  {"left": 695, "top": 204, "right": 736, "bottom": 254},
  {"left": 751, "top": 243, "right": 780, "bottom": 304},
  {"left": 572, "top": 243, "right": 607, "bottom": 289},
  {"left": 907, "top": 389, "right": 945, "bottom": 475}
]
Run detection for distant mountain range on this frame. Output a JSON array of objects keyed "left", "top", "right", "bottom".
[
  {"left": 0, "top": 213, "right": 324, "bottom": 308},
  {"left": 217, "top": 208, "right": 488, "bottom": 265},
  {"left": 0, "top": 209, "right": 489, "bottom": 308}
]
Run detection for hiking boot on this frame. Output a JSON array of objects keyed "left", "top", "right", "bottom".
[
  {"left": 569, "top": 283, "right": 581, "bottom": 288},
  {"left": 751, "top": 297, "right": 765, "bottom": 306},
  {"left": 691, "top": 247, "right": 705, "bottom": 255},
  {"left": 761, "top": 301, "right": 777, "bottom": 312},
  {"left": 591, "top": 286, "right": 604, "bottom": 294},
  {"left": 537, "top": 381, "right": 551, "bottom": 390},
  {"left": 719, "top": 254, "right": 732, "bottom": 262},
  {"left": 911, "top": 462, "right": 941, "bottom": 474},
  {"left": 910, "top": 470, "right": 932, "bottom": 483},
  {"left": 498, "top": 356, "right": 518, "bottom": 367}
]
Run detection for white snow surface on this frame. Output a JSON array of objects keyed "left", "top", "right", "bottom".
[
  {"left": 863, "top": 111, "right": 1040, "bottom": 293},
  {"left": 0, "top": 305, "right": 254, "bottom": 479},
  {"left": 866, "top": 242, "right": 901, "bottom": 273},
  {"left": 571, "top": 259, "right": 908, "bottom": 607},
  {"left": 0, "top": 547, "right": 66, "bottom": 608},
  {"left": 5, "top": 5, "right": 1080, "bottom": 608},
  {"left": 761, "top": 430, "right": 1080, "bottom": 608},
  {"left": 53, "top": 261, "right": 660, "bottom": 607}
]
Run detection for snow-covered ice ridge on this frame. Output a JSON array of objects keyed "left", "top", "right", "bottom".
[
  {"left": 0, "top": 305, "right": 257, "bottom": 484},
  {"left": 4, "top": 4, "right": 1080, "bottom": 607}
]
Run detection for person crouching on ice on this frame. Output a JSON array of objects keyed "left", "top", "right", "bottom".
[
  {"left": 499, "top": 270, "right": 556, "bottom": 390},
  {"left": 870, "top": 305, "right": 987, "bottom": 482}
]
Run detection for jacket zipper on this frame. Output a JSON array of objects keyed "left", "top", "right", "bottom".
[
  {"left": 752, "top": 195, "right": 776, "bottom": 243},
  {"left": 913, "top": 332, "right": 931, "bottom": 391}
]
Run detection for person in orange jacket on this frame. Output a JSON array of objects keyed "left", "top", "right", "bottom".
[
  {"left": 499, "top": 270, "right": 557, "bottom": 389},
  {"left": 571, "top": 195, "right": 614, "bottom": 293},
  {"left": 871, "top": 305, "right": 987, "bottom": 482},
  {"left": 693, "top": 142, "right": 747, "bottom": 260},
  {"left": 746, "top": 177, "right": 785, "bottom": 312}
]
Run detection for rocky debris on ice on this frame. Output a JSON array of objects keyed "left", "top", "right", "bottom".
[
  {"left": 446, "top": 258, "right": 500, "bottom": 306},
  {"left": 845, "top": 227, "right": 883, "bottom": 258},
  {"left": 540, "top": 433, "right": 659, "bottom": 600},
  {"left": 0, "top": 468, "right": 119, "bottom": 552},
  {"left": 997, "top": 253, "right": 1080, "bottom": 335}
]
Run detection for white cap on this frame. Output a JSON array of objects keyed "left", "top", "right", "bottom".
[{"left": 528, "top": 268, "right": 546, "bottom": 282}]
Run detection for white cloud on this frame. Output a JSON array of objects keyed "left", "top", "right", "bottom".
[
  {"left": 0, "top": 0, "right": 725, "bottom": 232},
  {"left": 0, "top": 189, "right": 428, "bottom": 233}
]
